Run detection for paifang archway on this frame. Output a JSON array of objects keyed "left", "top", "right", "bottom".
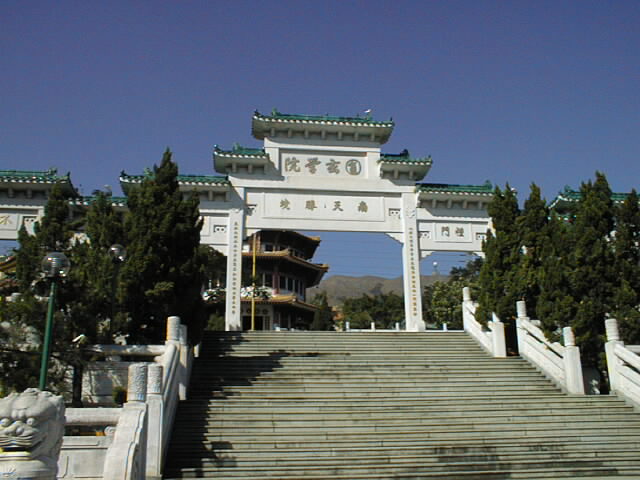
[
  {"left": 0, "top": 110, "right": 494, "bottom": 332},
  {"left": 196, "top": 111, "right": 493, "bottom": 331}
]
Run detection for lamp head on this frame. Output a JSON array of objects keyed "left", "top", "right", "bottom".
[
  {"left": 41, "top": 252, "right": 70, "bottom": 278},
  {"left": 109, "top": 244, "right": 126, "bottom": 263}
]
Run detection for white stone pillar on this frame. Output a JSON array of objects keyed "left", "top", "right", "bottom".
[
  {"left": 515, "top": 300, "right": 528, "bottom": 356},
  {"left": 562, "top": 326, "right": 585, "bottom": 394},
  {"left": 225, "top": 206, "right": 245, "bottom": 331},
  {"left": 127, "top": 363, "right": 148, "bottom": 403},
  {"left": 145, "top": 364, "right": 163, "bottom": 480},
  {"left": 178, "top": 323, "right": 189, "bottom": 400},
  {"left": 401, "top": 193, "right": 425, "bottom": 331},
  {"left": 166, "top": 316, "right": 181, "bottom": 343},
  {"left": 490, "top": 313, "right": 507, "bottom": 358},
  {"left": 605, "top": 318, "right": 623, "bottom": 394}
]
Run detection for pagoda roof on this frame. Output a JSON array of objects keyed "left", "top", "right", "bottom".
[
  {"left": 240, "top": 294, "right": 319, "bottom": 312},
  {"left": 252, "top": 109, "right": 395, "bottom": 144},
  {"left": 250, "top": 230, "right": 322, "bottom": 259},
  {"left": 120, "top": 171, "right": 230, "bottom": 194},
  {"left": 417, "top": 181, "right": 494, "bottom": 196},
  {"left": 242, "top": 250, "right": 328, "bottom": 273},
  {"left": 0, "top": 255, "right": 16, "bottom": 274},
  {"left": 0, "top": 169, "right": 78, "bottom": 195}
]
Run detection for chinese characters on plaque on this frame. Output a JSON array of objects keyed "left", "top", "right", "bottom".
[
  {"left": 264, "top": 193, "right": 383, "bottom": 221},
  {"left": 282, "top": 154, "right": 364, "bottom": 177}
]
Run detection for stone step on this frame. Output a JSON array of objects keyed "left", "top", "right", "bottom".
[
  {"left": 172, "top": 423, "right": 640, "bottom": 443},
  {"left": 168, "top": 439, "right": 640, "bottom": 455},
  {"left": 166, "top": 449, "right": 640, "bottom": 469},
  {"left": 165, "top": 332, "right": 640, "bottom": 479},
  {"left": 176, "top": 410, "right": 635, "bottom": 426},
  {"left": 164, "top": 457, "right": 640, "bottom": 478},
  {"left": 168, "top": 432, "right": 640, "bottom": 452},
  {"left": 176, "top": 403, "right": 634, "bottom": 419}
]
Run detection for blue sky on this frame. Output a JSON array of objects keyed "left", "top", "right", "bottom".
[{"left": 2, "top": 1, "right": 639, "bottom": 277}]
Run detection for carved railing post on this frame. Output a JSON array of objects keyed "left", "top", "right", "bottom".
[
  {"left": 145, "top": 364, "right": 163, "bottom": 480},
  {"left": 490, "top": 313, "right": 507, "bottom": 358},
  {"left": 515, "top": 300, "right": 528, "bottom": 355},
  {"left": 605, "top": 318, "right": 623, "bottom": 394},
  {"left": 562, "top": 326, "right": 585, "bottom": 394},
  {"left": 127, "top": 363, "right": 148, "bottom": 403}
]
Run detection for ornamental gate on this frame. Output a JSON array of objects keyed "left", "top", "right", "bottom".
[
  {"left": 201, "top": 111, "right": 492, "bottom": 331},
  {"left": 0, "top": 110, "right": 493, "bottom": 331}
]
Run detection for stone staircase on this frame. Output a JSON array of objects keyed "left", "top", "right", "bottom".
[{"left": 164, "top": 331, "right": 640, "bottom": 479}]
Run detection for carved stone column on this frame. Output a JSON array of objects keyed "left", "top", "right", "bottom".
[
  {"left": 225, "top": 205, "right": 245, "bottom": 331},
  {"left": 401, "top": 193, "right": 425, "bottom": 331}
]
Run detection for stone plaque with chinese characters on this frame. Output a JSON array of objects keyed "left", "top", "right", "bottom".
[
  {"left": 264, "top": 192, "right": 384, "bottom": 221},
  {"left": 0, "top": 214, "right": 18, "bottom": 231},
  {"left": 280, "top": 152, "right": 366, "bottom": 178}
]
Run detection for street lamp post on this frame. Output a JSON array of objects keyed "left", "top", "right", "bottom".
[
  {"left": 39, "top": 252, "right": 70, "bottom": 391},
  {"left": 108, "top": 244, "right": 126, "bottom": 340}
]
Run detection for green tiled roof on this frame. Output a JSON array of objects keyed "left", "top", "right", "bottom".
[
  {"left": 71, "top": 196, "right": 128, "bottom": 207},
  {"left": 550, "top": 186, "right": 631, "bottom": 210},
  {"left": 0, "top": 168, "right": 77, "bottom": 195},
  {"left": 417, "top": 181, "right": 494, "bottom": 194},
  {"left": 380, "top": 149, "right": 432, "bottom": 165},
  {"left": 120, "top": 171, "right": 230, "bottom": 185},
  {"left": 0, "top": 168, "right": 69, "bottom": 182},
  {"left": 213, "top": 144, "right": 268, "bottom": 157},
  {"left": 255, "top": 109, "right": 394, "bottom": 126}
]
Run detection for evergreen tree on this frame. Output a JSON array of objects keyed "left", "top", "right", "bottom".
[
  {"left": 612, "top": 189, "right": 640, "bottom": 343},
  {"left": 536, "top": 214, "right": 575, "bottom": 339},
  {"left": 569, "top": 172, "right": 616, "bottom": 370},
  {"left": 119, "top": 150, "right": 206, "bottom": 343},
  {"left": 310, "top": 292, "right": 334, "bottom": 330},
  {"left": 478, "top": 185, "right": 521, "bottom": 323},
  {"left": 4, "top": 182, "right": 76, "bottom": 394},
  {"left": 65, "top": 191, "right": 125, "bottom": 342},
  {"left": 513, "top": 184, "right": 549, "bottom": 319}
]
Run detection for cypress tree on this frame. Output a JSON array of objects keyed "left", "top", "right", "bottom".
[
  {"left": 569, "top": 172, "right": 616, "bottom": 370},
  {"left": 478, "top": 185, "right": 521, "bottom": 323},
  {"left": 65, "top": 192, "right": 125, "bottom": 342},
  {"left": 536, "top": 214, "right": 575, "bottom": 339},
  {"left": 514, "top": 184, "right": 549, "bottom": 319},
  {"left": 119, "top": 149, "right": 206, "bottom": 343},
  {"left": 612, "top": 189, "right": 640, "bottom": 343}
]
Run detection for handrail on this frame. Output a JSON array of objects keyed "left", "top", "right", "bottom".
[
  {"left": 605, "top": 319, "right": 640, "bottom": 407},
  {"left": 515, "top": 300, "right": 584, "bottom": 394},
  {"left": 66, "top": 316, "right": 192, "bottom": 480},
  {"left": 461, "top": 287, "right": 506, "bottom": 358}
]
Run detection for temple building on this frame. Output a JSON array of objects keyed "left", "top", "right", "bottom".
[{"left": 238, "top": 230, "right": 328, "bottom": 330}]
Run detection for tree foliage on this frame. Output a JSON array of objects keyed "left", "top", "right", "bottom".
[
  {"left": 611, "top": 190, "right": 640, "bottom": 343},
  {"left": 3, "top": 150, "right": 224, "bottom": 395},
  {"left": 342, "top": 292, "right": 404, "bottom": 330},
  {"left": 310, "top": 292, "right": 335, "bottom": 331},
  {"left": 477, "top": 185, "right": 520, "bottom": 328},
  {"left": 479, "top": 173, "right": 640, "bottom": 375},
  {"left": 118, "top": 149, "right": 207, "bottom": 343}
]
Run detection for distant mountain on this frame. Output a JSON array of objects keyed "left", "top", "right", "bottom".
[{"left": 307, "top": 274, "right": 449, "bottom": 306}]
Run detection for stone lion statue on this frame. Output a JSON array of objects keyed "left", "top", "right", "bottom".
[{"left": 0, "top": 388, "right": 65, "bottom": 480}]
